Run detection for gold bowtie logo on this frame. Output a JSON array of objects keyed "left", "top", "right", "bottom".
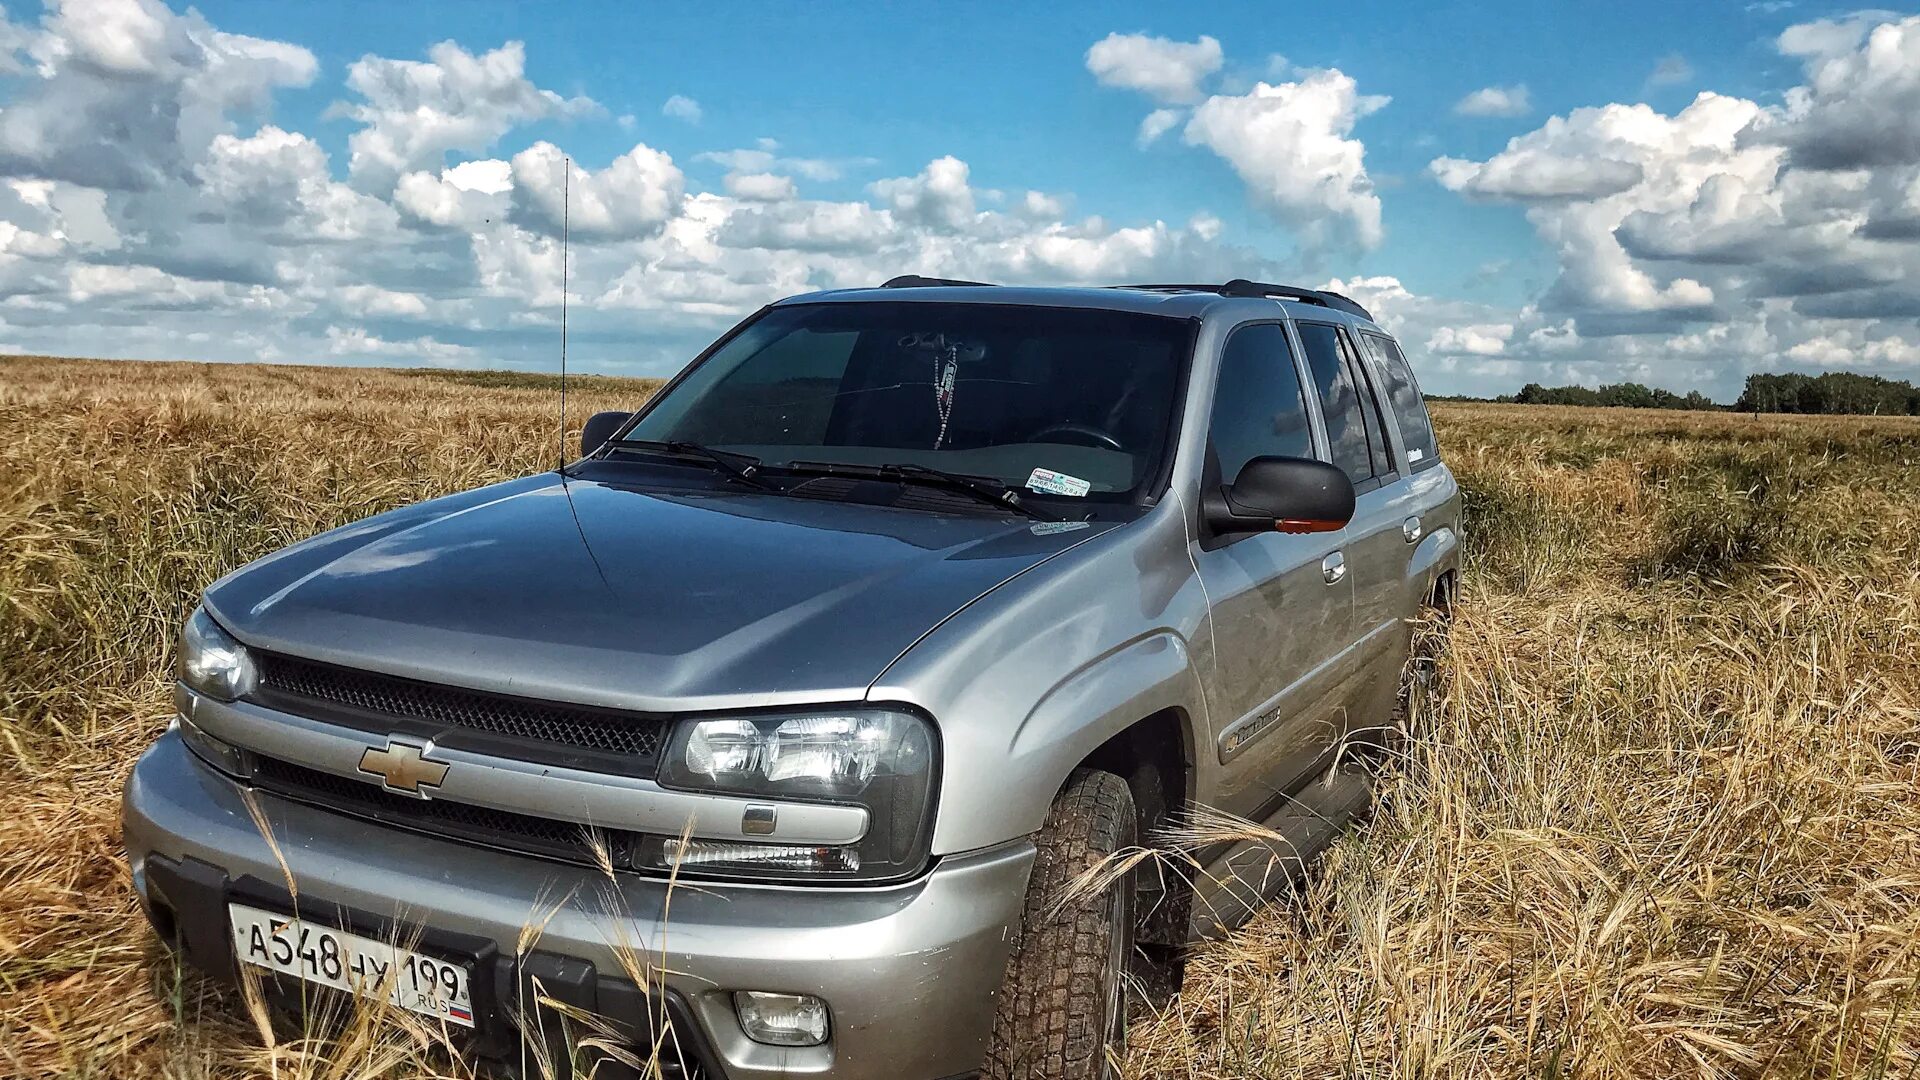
[{"left": 358, "top": 739, "right": 450, "bottom": 794}]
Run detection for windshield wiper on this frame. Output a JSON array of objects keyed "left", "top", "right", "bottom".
[
  {"left": 779, "top": 460, "right": 1061, "bottom": 521},
  {"left": 605, "top": 439, "right": 773, "bottom": 490}
]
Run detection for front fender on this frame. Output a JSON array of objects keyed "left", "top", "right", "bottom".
[
  {"left": 868, "top": 508, "right": 1214, "bottom": 855},
  {"left": 914, "top": 631, "right": 1206, "bottom": 855}
]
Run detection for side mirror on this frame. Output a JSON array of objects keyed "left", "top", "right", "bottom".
[
  {"left": 1203, "top": 456, "right": 1355, "bottom": 535},
  {"left": 580, "top": 411, "right": 633, "bottom": 458}
]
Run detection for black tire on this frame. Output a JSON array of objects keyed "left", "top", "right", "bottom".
[
  {"left": 1388, "top": 587, "right": 1455, "bottom": 753},
  {"left": 983, "top": 769, "right": 1137, "bottom": 1080}
]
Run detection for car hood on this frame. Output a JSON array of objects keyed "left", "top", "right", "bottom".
[{"left": 204, "top": 471, "right": 1112, "bottom": 712}]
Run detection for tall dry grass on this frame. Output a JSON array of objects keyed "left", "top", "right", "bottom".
[{"left": 3, "top": 357, "right": 1917, "bottom": 1078}]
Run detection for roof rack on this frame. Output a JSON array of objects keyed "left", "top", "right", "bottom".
[
  {"left": 1114, "top": 279, "right": 1374, "bottom": 322},
  {"left": 879, "top": 275, "right": 998, "bottom": 289}
]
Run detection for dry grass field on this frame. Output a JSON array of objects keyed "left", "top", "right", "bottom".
[{"left": 3, "top": 355, "right": 1918, "bottom": 1079}]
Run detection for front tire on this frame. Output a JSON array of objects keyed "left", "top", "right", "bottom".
[{"left": 983, "top": 769, "right": 1137, "bottom": 1080}]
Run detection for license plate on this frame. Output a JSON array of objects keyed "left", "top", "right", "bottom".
[{"left": 228, "top": 903, "right": 475, "bottom": 1027}]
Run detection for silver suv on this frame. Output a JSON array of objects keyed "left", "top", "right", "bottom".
[{"left": 124, "top": 278, "right": 1459, "bottom": 1080}]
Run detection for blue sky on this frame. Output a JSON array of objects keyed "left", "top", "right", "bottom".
[{"left": 2, "top": 0, "right": 1918, "bottom": 398}]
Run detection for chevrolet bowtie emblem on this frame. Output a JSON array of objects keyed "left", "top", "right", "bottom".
[{"left": 358, "top": 738, "right": 450, "bottom": 795}]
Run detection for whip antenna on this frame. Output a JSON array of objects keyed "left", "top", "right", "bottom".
[{"left": 558, "top": 155, "right": 571, "bottom": 471}]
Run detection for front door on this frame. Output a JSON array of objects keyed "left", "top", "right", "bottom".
[{"left": 1191, "top": 323, "right": 1355, "bottom": 824}]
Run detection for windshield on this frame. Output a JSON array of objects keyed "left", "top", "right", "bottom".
[{"left": 626, "top": 302, "right": 1191, "bottom": 503}]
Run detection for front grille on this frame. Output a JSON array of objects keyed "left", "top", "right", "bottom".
[
  {"left": 253, "top": 653, "right": 666, "bottom": 776},
  {"left": 252, "top": 756, "right": 639, "bottom": 869}
]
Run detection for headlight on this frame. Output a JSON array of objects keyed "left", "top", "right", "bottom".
[
  {"left": 177, "top": 606, "right": 258, "bottom": 702},
  {"left": 655, "top": 708, "right": 938, "bottom": 883}
]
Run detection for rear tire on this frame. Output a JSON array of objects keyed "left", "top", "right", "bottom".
[
  {"left": 1388, "top": 582, "right": 1455, "bottom": 753},
  {"left": 983, "top": 769, "right": 1137, "bottom": 1080}
]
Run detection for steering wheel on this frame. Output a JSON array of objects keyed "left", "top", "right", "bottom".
[{"left": 1028, "top": 422, "right": 1125, "bottom": 452}]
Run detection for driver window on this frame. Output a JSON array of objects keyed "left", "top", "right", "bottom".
[{"left": 1207, "top": 324, "right": 1313, "bottom": 484}]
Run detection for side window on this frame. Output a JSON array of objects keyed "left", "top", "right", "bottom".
[
  {"left": 1207, "top": 324, "right": 1314, "bottom": 483},
  {"left": 1362, "top": 334, "right": 1438, "bottom": 468},
  {"left": 1342, "top": 328, "right": 1396, "bottom": 478},
  {"left": 1295, "top": 322, "right": 1377, "bottom": 483}
]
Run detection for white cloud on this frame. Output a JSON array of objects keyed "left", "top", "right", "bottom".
[
  {"left": 0, "top": 0, "right": 316, "bottom": 191},
  {"left": 1428, "top": 323, "right": 1515, "bottom": 355},
  {"left": 325, "top": 325, "right": 470, "bottom": 362},
  {"left": 1137, "top": 108, "right": 1182, "bottom": 146},
  {"left": 1769, "top": 14, "right": 1920, "bottom": 169},
  {"left": 1183, "top": 69, "right": 1389, "bottom": 250},
  {"left": 1454, "top": 85, "right": 1532, "bottom": 118},
  {"left": 696, "top": 141, "right": 851, "bottom": 182},
  {"left": 4, "top": 2, "right": 1919, "bottom": 400},
  {"left": 661, "top": 94, "right": 702, "bottom": 124},
  {"left": 334, "top": 40, "right": 596, "bottom": 191},
  {"left": 508, "top": 141, "right": 684, "bottom": 240},
  {"left": 869, "top": 156, "right": 978, "bottom": 232},
  {"left": 723, "top": 171, "right": 797, "bottom": 201},
  {"left": 1431, "top": 93, "right": 1777, "bottom": 322},
  {"left": 1086, "top": 32, "right": 1223, "bottom": 104}
]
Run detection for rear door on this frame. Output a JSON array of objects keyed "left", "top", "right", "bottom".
[
  {"left": 1293, "top": 321, "right": 1419, "bottom": 746},
  {"left": 1191, "top": 322, "right": 1354, "bottom": 821}
]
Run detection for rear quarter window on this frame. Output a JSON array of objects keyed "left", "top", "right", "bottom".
[{"left": 1361, "top": 333, "right": 1439, "bottom": 470}]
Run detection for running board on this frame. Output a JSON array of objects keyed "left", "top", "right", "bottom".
[{"left": 1184, "top": 767, "right": 1376, "bottom": 940}]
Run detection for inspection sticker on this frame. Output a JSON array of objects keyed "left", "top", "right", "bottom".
[{"left": 1026, "top": 467, "right": 1091, "bottom": 497}]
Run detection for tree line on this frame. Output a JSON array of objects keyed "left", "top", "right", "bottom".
[{"left": 1431, "top": 372, "right": 1920, "bottom": 416}]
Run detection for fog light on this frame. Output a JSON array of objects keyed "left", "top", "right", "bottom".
[
  {"left": 733, "top": 991, "right": 830, "bottom": 1047},
  {"left": 650, "top": 837, "right": 859, "bottom": 876}
]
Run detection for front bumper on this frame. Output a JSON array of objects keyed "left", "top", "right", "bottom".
[{"left": 123, "top": 730, "right": 1033, "bottom": 1079}]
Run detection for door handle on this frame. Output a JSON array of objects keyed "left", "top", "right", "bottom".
[
  {"left": 1403, "top": 516, "right": 1422, "bottom": 544},
  {"left": 1321, "top": 551, "right": 1346, "bottom": 585}
]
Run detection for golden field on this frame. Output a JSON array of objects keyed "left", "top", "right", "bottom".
[{"left": 2, "top": 355, "right": 1917, "bottom": 1078}]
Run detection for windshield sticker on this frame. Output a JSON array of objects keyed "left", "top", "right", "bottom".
[
  {"left": 1029, "top": 520, "right": 1092, "bottom": 536},
  {"left": 1026, "top": 467, "right": 1091, "bottom": 498}
]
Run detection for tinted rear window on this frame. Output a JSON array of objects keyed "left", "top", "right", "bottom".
[{"left": 1362, "top": 334, "right": 1438, "bottom": 469}]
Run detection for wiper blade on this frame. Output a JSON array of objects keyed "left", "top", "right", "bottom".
[
  {"left": 605, "top": 439, "right": 772, "bottom": 490},
  {"left": 780, "top": 460, "right": 1060, "bottom": 521}
]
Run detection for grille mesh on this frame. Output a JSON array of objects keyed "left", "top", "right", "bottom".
[
  {"left": 255, "top": 653, "right": 664, "bottom": 767},
  {"left": 252, "top": 756, "right": 634, "bottom": 868}
]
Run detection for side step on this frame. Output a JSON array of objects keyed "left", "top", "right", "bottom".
[{"left": 1184, "top": 767, "right": 1375, "bottom": 939}]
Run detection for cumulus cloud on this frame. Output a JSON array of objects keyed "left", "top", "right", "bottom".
[
  {"left": 333, "top": 40, "right": 596, "bottom": 191},
  {"left": 7, "top": 2, "right": 1920, "bottom": 399},
  {"left": 0, "top": 0, "right": 315, "bottom": 190},
  {"left": 1428, "top": 323, "right": 1515, "bottom": 356},
  {"left": 723, "top": 171, "right": 797, "bottom": 202},
  {"left": 1183, "top": 69, "right": 1389, "bottom": 249},
  {"left": 661, "top": 94, "right": 702, "bottom": 124},
  {"left": 1454, "top": 85, "right": 1532, "bottom": 118},
  {"left": 1431, "top": 93, "right": 1779, "bottom": 324},
  {"left": 508, "top": 141, "right": 684, "bottom": 240},
  {"left": 1137, "top": 108, "right": 1182, "bottom": 146},
  {"left": 1085, "top": 33, "right": 1223, "bottom": 104},
  {"left": 869, "top": 156, "right": 978, "bottom": 232},
  {"left": 1768, "top": 14, "right": 1920, "bottom": 169},
  {"left": 1416, "top": 12, "right": 1920, "bottom": 392}
]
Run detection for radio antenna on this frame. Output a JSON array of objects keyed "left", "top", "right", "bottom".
[{"left": 558, "top": 155, "right": 571, "bottom": 472}]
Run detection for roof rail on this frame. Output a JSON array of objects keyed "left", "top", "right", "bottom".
[
  {"left": 879, "top": 275, "right": 997, "bottom": 289},
  {"left": 1113, "top": 280, "right": 1375, "bottom": 322}
]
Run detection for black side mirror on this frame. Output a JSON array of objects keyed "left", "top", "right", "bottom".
[
  {"left": 580, "top": 411, "right": 633, "bottom": 458},
  {"left": 1203, "top": 456, "right": 1356, "bottom": 535}
]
